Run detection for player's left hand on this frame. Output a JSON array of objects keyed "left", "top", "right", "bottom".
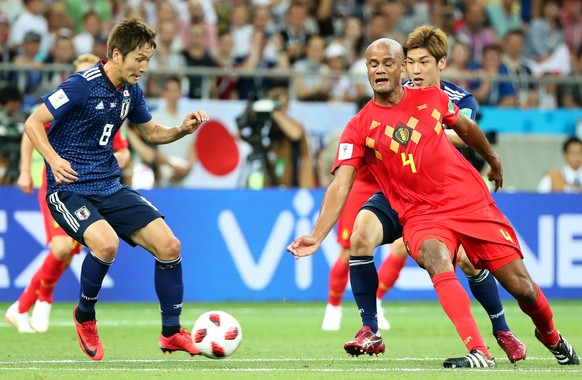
[
  {"left": 487, "top": 157, "right": 503, "bottom": 192},
  {"left": 181, "top": 110, "right": 209, "bottom": 134},
  {"left": 287, "top": 235, "right": 320, "bottom": 259}
]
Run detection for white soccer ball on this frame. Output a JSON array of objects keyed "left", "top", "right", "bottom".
[{"left": 193, "top": 310, "right": 242, "bottom": 359}]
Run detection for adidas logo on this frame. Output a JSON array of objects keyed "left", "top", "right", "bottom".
[{"left": 95, "top": 101, "right": 104, "bottom": 110}]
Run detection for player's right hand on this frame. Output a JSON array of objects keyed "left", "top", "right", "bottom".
[
  {"left": 49, "top": 157, "right": 78, "bottom": 184},
  {"left": 17, "top": 171, "right": 33, "bottom": 194},
  {"left": 287, "top": 235, "right": 320, "bottom": 259}
]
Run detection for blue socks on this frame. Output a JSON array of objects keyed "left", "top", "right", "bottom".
[
  {"left": 349, "top": 255, "right": 379, "bottom": 334},
  {"left": 467, "top": 269, "right": 510, "bottom": 334},
  {"left": 155, "top": 257, "right": 184, "bottom": 329},
  {"left": 78, "top": 252, "right": 112, "bottom": 321}
]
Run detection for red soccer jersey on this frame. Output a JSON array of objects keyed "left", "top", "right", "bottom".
[{"left": 332, "top": 86, "right": 493, "bottom": 225}]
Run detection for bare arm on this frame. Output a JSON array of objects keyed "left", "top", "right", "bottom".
[
  {"left": 134, "top": 110, "right": 209, "bottom": 145},
  {"left": 24, "top": 104, "right": 78, "bottom": 184},
  {"left": 287, "top": 165, "right": 356, "bottom": 257},
  {"left": 451, "top": 112, "right": 503, "bottom": 191},
  {"left": 444, "top": 129, "right": 467, "bottom": 148},
  {"left": 271, "top": 110, "right": 304, "bottom": 141},
  {"left": 16, "top": 133, "right": 35, "bottom": 194}
]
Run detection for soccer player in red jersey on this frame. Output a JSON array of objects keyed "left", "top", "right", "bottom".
[
  {"left": 288, "top": 38, "right": 579, "bottom": 368},
  {"left": 5, "top": 54, "right": 131, "bottom": 333}
]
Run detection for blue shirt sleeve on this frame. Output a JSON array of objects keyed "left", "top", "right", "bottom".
[
  {"left": 41, "top": 74, "right": 88, "bottom": 119},
  {"left": 455, "top": 93, "right": 479, "bottom": 121}
]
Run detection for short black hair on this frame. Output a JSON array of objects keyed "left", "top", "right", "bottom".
[
  {"left": 0, "top": 85, "right": 23, "bottom": 105},
  {"left": 563, "top": 136, "right": 582, "bottom": 153}
]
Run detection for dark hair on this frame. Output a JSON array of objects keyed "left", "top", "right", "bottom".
[
  {"left": 0, "top": 85, "right": 23, "bottom": 105},
  {"left": 106, "top": 17, "right": 157, "bottom": 59},
  {"left": 563, "top": 136, "right": 582, "bottom": 153},
  {"left": 403, "top": 25, "right": 448, "bottom": 62}
]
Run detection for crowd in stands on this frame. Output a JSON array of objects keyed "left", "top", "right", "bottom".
[
  {"left": 0, "top": 0, "right": 581, "bottom": 189},
  {"left": 0, "top": 0, "right": 580, "bottom": 107}
]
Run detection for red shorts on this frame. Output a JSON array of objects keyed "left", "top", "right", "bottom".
[
  {"left": 39, "top": 170, "right": 82, "bottom": 255},
  {"left": 403, "top": 204, "right": 523, "bottom": 273},
  {"left": 337, "top": 182, "right": 378, "bottom": 248}
]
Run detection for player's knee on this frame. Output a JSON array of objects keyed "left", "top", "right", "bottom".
[
  {"left": 349, "top": 229, "right": 375, "bottom": 256},
  {"left": 157, "top": 236, "right": 181, "bottom": 261},
  {"left": 508, "top": 277, "right": 537, "bottom": 302},
  {"left": 418, "top": 241, "right": 453, "bottom": 275}
]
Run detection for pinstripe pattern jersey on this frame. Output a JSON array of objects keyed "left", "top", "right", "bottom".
[{"left": 41, "top": 61, "right": 151, "bottom": 195}]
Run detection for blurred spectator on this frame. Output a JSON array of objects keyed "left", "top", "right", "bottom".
[
  {"left": 189, "top": 0, "right": 218, "bottom": 51},
  {"left": 279, "top": 0, "right": 312, "bottom": 64},
  {"left": 0, "top": 0, "right": 24, "bottom": 23},
  {"left": 312, "top": 0, "right": 334, "bottom": 38},
  {"left": 501, "top": 30, "right": 537, "bottom": 108},
  {"left": 485, "top": 0, "right": 523, "bottom": 39},
  {"left": 72, "top": 11, "right": 103, "bottom": 56},
  {"left": 560, "top": 0, "right": 582, "bottom": 55},
  {"left": 9, "top": 0, "right": 48, "bottom": 59},
  {"left": 181, "top": 23, "right": 218, "bottom": 99},
  {"left": 396, "top": 0, "right": 430, "bottom": 36},
  {"left": 230, "top": 5, "right": 253, "bottom": 63},
  {"left": 523, "top": 0, "right": 571, "bottom": 77},
  {"left": 0, "top": 85, "right": 26, "bottom": 185},
  {"left": 537, "top": 72, "right": 559, "bottom": 109},
  {"left": 266, "top": 86, "right": 316, "bottom": 187},
  {"left": 469, "top": 43, "right": 517, "bottom": 107},
  {"left": 352, "top": 0, "right": 383, "bottom": 26},
  {"left": 10, "top": 31, "right": 43, "bottom": 98},
  {"left": 455, "top": 2, "right": 497, "bottom": 65},
  {"left": 212, "top": 31, "right": 238, "bottom": 99},
  {"left": 325, "top": 42, "right": 355, "bottom": 103},
  {"left": 153, "top": 76, "right": 195, "bottom": 187},
  {"left": 443, "top": 40, "right": 471, "bottom": 88},
  {"left": 538, "top": 136, "right": 582, "bottom": 192},
  {"left": 44, "top": 2, "right": 73, "bottom": 52},
  {"left": 339, "top": 16, "right": 365, "bottom": 64},
  {"left": 149, "top": 19, "right": 185, "bottom": 72},
  {"left": 43, "top": 32, "right": 77, "bottom": 90},
  {"left": 0, "top": 13, "right": 16, "bottom": 72},
  {"left": 64, "top": 0, "right": 112, "bottom": 34},
  {"left": 91, "top": 35, "right": 108, "bottom": 60},
  {"left": 524, "top": 0, "right": 564, "bottom": 61},
  {"left": 557, "top": 47, "right": 582, "bottom": 108},
  {"left": 293, "top": 35, "right": 330, "bottom": 101},
  {"left": 377, "top": 3, "right": 406, "bottom": 43}
]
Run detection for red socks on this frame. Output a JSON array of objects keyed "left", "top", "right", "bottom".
[
  {"left": 518, "top": 283, "right": 559, "bottom": 346},
  {"left": 432, "top": 271, "right": 490, "bottom": 358},
  {"left": 328, "top": 258, "right": 349, "bottom": 306},
  {"left": 17, "top": 251, "right": 67, "bottom": 312},
  {"left": 376, "top": 253, "right": 407, "bottom": 299},
  {"left": 37, "top": 252, "right": 68, "bottom": 303}
]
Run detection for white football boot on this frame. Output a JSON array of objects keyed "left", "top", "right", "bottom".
[
  {"left": 376, "top": 298, "right": 391, "bottom": 331},
  {"left": 4, "top": 301, "right": 35, "bottom": 333},
  {"left": 31, "top": 300, "right": 52, "bottom": 333},
  {"left": 321, "top": 304, "right": 342, "bottom": 331}
]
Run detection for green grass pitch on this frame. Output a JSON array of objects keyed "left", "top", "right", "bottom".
[{"left": 1, "top": 300, "right": 581, "bottom": 379}]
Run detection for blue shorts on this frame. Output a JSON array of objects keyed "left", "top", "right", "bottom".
[
  {"left": 46, "top": 186, "right": 163, "bottom": 247},
  {"left": 361, "top": 191, "right": 403, "bottom": 245}
]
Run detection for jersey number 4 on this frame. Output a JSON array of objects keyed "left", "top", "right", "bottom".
[{"left": 401, "top": 153, "right": 417, "bottom": 173}]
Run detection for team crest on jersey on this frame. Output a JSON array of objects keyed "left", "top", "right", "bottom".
[
  {"left": 120, "top": 98, "right": 130, "bottom": 119},
  {"left": 394, "top": 124, "right": 412, "bottom": 146},
  {"left": 74, "top": 206, "right": 91, "bottom": 221}
]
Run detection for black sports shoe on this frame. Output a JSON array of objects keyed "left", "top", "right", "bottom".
[
  {"left": 443, "top": 349, "right": 496, "bottom": 368},
  {"left": 535, "top": 329, "right": 579, "bottom": 365}
]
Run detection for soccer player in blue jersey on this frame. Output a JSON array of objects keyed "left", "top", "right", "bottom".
[{"left": 23, "top": 18, "right": 208, "bottom": 361}]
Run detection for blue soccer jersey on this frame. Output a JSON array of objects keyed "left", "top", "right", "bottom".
[
  {"left": 404, "top": 79, "right": 478, "bottom": 122},
  {"left": 41, "top": 62, "right": 152, "bottom": 195}
]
